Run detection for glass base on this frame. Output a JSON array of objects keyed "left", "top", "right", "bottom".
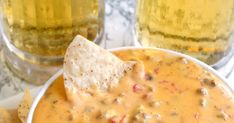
[
  {"left": 214, "top": 49, "right": 234, "bottom": 78},
  {"left": 4, "top": 47, "right": 61, "bottom": 85}
]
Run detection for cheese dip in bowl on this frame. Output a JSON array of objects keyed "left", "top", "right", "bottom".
[{"left": 27, "top": 38, "right": 234, "bottom": 123}]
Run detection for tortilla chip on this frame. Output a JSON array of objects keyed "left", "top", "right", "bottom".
[
  {"left": 63, "top": 35, "right": 134, "bottom": 103},
  {"left": 0, "top": 108, "right": 21, "bottom": 123},
  {"left": 17, "top": 89, "right": 33, "bottom": 123}
]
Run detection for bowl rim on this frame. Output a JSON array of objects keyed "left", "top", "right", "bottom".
[{"left": 27, "top": 47, "right": 233, "bottom": 123}]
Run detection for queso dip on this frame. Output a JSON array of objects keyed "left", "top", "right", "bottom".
[{"left": 33, "top": 49, "right": 234, "bottom": 123}]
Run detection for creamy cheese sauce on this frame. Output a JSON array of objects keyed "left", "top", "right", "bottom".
[{"left": 33, "top": 49, "right": 234, "bottom": 123}]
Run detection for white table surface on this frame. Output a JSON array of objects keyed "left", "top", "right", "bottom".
[{"left": 0, "top": 0, "right": 233, "bottom": 100}]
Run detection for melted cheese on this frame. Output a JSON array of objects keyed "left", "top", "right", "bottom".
[{"left": 33, "top": 49, "right": 234, "bottom": 123}]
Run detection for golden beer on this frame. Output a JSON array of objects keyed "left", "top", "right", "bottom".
[
  {"left": 136, "top": 0, "right": 234, "bottom": 65},
  {"left": 1, "top": 0, "right": 102, "bottom": 58}
]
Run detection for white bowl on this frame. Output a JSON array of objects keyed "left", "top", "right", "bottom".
[{"left": 27, "top": 47, "right": 234, "bottom": 123}]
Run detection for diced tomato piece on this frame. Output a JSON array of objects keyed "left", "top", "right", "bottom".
[{"left": 133, "top": 84, "right": 142, "bottom": 92}]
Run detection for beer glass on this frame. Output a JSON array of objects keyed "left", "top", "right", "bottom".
[
  {"left": 135, "top": 0, "right": 234, "bottom": 67},
  {"left": 0, "top": 0, "right": 104, "bottom": 84}
]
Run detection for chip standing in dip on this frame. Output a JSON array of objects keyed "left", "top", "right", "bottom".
[{"left": 29, "top": 36, "right": 234, "bottom": 123}]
